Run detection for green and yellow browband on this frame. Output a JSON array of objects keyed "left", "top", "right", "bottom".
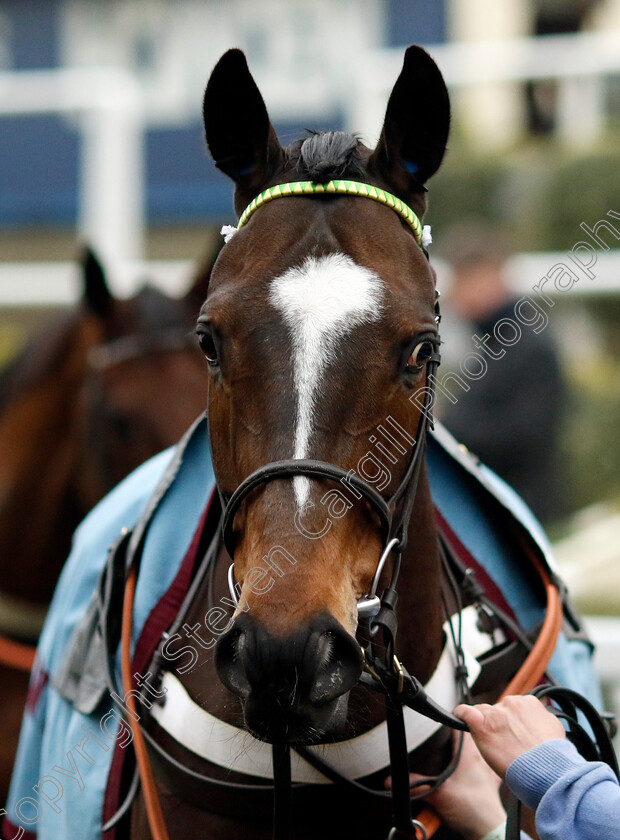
[{"left": 236, "top": 180, "right": 425, "bottom": 248}]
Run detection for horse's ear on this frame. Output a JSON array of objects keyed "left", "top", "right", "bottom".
[
  {"left": 369, "top": 46, "right": 450, "bottom": 195},
  {"left": 81, "top": 246, "right": 113, "bottom": 316},
  {"left": 203, "top": 49, "right": 284, "bottom": 200}
]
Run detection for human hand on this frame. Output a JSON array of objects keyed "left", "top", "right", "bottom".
[
  {"left": 454, "top": 694, "right": 566, "bottom": 779},
  {"left": 407, "top": 733, "right": 506, "bottom": 840}
]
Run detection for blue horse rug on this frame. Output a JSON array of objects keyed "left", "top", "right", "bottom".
[{"left": 3, "top": 416, "right": 601, "bottom": 839}]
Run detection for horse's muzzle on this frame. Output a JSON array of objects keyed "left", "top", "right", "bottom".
[{"left": 215, "top": 612, "right": 363, "bottom": 744}]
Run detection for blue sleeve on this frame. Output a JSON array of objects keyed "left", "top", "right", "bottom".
[{"left": 506, "top": 738, "right": 620, "bottom": 840}]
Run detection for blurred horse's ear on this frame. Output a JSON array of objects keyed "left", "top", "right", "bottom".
[
  {"left": 203, "top": 49, "right": 284, "bottom": 202},
  {"left": 369, "top": 46, "right": 450, "bottom": 196},
  {"left": 184, "top": 237, "right": 223, "bottom": 310},
  {"left": 81, "top": 246, "right": 113, "bottom": 317}
]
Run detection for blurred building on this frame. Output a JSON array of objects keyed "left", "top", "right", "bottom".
[
  {"left": 1, "top": 0, "right": 619, "bottom": 516},
  {"left": 0, "top": 0, "right": 445, "bottom": 263},
  {"left": 2, "top": 0, "right": 620, "bottom": 266}
]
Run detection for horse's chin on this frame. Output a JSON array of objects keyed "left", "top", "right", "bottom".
[{"left": 243, "top": 694, "right": 350, "bottom": 746}]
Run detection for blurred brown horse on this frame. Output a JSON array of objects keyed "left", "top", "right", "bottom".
[{"left": 0, "top": 247, "right": 214, "bottom": 798}]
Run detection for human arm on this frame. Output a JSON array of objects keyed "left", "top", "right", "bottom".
[
  {"left": 456, "top": 695, "right": 620, "bottom": 840},
  {"left": 407, "top": 694, "right": 563, "bottom": 839},
  {"left": 453, "top": 694, "right": 566, "bottom": 778},
  {"left": 507, "top": 739, "right": 620, "bottom": 840}
]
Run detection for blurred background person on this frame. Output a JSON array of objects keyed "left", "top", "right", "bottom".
[{"left": 437, "top": 221, "right": 566, "bottom": 525}]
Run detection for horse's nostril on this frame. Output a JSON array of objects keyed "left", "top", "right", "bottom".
[
  {"left": 316, "top": 630, "right": 334, "bottom": 666},
  {"left": 216, "top": 614, "right": 363, "bottom": 712},
  {"left": 309, "top": 626, "right": 363, "bottom": 705},
  {"left": 215, "top": 627, "right": 251, "bottom": 698}
]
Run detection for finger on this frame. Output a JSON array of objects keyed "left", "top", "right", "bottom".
[
  {"left": 384, "top": 773, "right": 432, "bottom": 795},
  {"left": 454, "top": 704, "right": 486, "bottom": 731},
  {"left": 407, "top": 774, "right": 432, "bottom": 795}
]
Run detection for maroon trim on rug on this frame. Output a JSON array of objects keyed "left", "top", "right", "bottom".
[
  {"left": 25, "top": 661, "right": 48, "bottom": 715},
  {"left": 102, "top": 489, "right": 217, "bottom": 838},
  {"left": 1, "top": 816, "right": 37, "bottom": 839},
  {"left": 435, "top": 507, "right": 516, "bottom": 622}
]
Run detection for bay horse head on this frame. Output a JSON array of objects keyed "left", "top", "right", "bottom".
[
  {"left": 75, "top": 248, "right": 210, "bottom": 505},
  {"left": 0, "top": 247, "right": 217, "bottom": 799},
  {"left": 200, "top": 46, "right": 450, "bottom": 745},
  {"left": 0, "top": 247, "right": 214, "bottom": 606}
]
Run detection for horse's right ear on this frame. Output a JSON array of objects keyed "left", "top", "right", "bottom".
[
  {"left": 81, "top": 246, "right": 113, "bottom": 317},
  {"left": 203, "top": 49, "right": 284, "bottom": 203},
  {"left": 369, "top": 46, "right": 450, "bottom": 198}
]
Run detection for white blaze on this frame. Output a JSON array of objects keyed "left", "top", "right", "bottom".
[{"left": 269, "top": 253, "right": 384, "bottom": 506}]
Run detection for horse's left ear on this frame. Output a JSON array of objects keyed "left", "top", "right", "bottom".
[
  {"left": 81, "top": 246, "right": 113, "bottom": 317},
  {"left": 369, "top": 46, "right": 450, "bottom": 196},
  {"left": 203, "top": 49, "right": 284, "bottom": 203}
]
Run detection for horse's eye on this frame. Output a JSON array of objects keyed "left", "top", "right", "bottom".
[
  {"left": 196, "top": 327, "right": 219, "bottom": 367},
  {"left": 405, "top": 339, "right": 435, "bottom": 373}
]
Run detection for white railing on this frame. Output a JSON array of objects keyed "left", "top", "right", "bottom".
[
  {"left": 0, "top": 67, "right": 145, "bottom": 263},
  {"left": 348, "top": 30, "right": 620, "bottom": 148},
  {"left": 0, "top": 260, "right": 195, "bottom": 303},
  {"left": 2, "top": 250, "right": 620, "bottom": 304}
]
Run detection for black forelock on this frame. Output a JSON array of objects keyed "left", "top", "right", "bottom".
[{"left": 293, "top": 131, "right": 366, "bottom": 182}]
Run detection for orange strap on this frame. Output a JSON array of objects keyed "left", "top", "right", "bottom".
[
  {"left": 499, "top": 554, "right": 563, "bottom": 698},
  {"left": 416, "top": 551, "right": 564, "bottom": 839},
  {"left": 0, "top": 632, "right": 36, "bottom": 672},
  {"left": 121, "top": 562, "right": 171, "bottom": 840}
]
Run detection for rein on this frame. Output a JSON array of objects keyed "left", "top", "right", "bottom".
[{"left": 122, "top": 562, "right": 171, "bottom": 840}]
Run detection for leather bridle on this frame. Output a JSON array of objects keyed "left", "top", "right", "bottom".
[
  {"left": 116, "top": 182, "right": 566, "bottom": 839},
  {"left": 85, "top": 327, "right": 197, "bottom": 491},
  {"left": 120, "top": 308, "right": 479, "bottom": 840},
  {"left": 214, "top": 321, "right": 478, "bottom": 840},
  {"left": 87, "top": 327, "right": 195, "bottom": 372},
  {"left": 220, "top": 324, "right": 439, "bottom": 614}
]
